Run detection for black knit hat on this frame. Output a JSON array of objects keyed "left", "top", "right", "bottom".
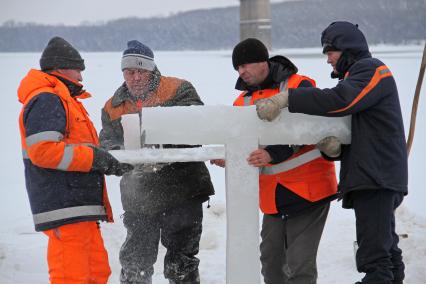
[
  {"left": 40, "top": 37, "right": 85, "bottom": 71},
  {"left": 232, "top": 38, "right": 269, "bottom": 70}
]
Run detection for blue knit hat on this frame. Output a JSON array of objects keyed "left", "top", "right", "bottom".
[{"left": 121, "top": 40, "right": 155, "bottom": 71}]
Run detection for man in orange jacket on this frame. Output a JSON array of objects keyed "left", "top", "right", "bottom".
[
  {"left": 212, "top": 38, "right": 337, "bottom": 284},
  {"left": 17, "top": 36, "right": 133, "bottom": 284}
]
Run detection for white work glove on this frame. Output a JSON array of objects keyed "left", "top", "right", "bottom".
[
  {"left": 316, "top": 136, "right": 342, "bottom": 158},
  {"left": 255, "top": 90, "right": 289, "bottom": 121}
]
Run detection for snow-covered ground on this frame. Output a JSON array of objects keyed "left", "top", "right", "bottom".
[{"left": 1, "top": 46, "right": 425, "bottom": 283}]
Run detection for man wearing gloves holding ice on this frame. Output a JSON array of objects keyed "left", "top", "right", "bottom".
[
  {"left": 18, "top": 36, "right": 133, "bottom": 284},
  {"left": 212, "top": 38, "right": 338, "bottom": 284},
  {"left": 99, "top": 40, "right": 214, "bottom": 284},
  {"left": 256, "top": 21, "right": 408, "bottom": 284}
]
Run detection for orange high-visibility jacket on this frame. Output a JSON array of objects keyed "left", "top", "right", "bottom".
[
  {"left": 18, "top": 69, "right": 113, "bottom": 231},
  {"left": 234, "top": 73, "right": 337, "bottom": 214}
]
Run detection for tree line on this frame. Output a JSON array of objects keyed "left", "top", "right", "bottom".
[{"left": 0, "top": 0, "right": 424, "bottom": 52}]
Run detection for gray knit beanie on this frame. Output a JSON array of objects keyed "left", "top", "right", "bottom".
[
  {"left": 121, "top": 40, "right": 156, "bottom": 71},
  {"left": 40, "top": 37, "right": 85, "bottom": 71}
]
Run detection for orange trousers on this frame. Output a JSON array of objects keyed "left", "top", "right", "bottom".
[{"left": 43, "top": 221, "right": 111, "bottom": 284}]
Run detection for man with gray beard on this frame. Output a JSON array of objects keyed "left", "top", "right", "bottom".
[{"left": 99, "top": 40, "right": 214, "bottom": 284}]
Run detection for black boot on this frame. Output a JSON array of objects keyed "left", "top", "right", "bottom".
[{"left": 168, "top": 269, "right": 200, "bottom": 284}]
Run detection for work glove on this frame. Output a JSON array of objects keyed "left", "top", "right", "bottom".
[
  {"left": 255, "top": 90, "right": 289, "bottom": 121},
  {"left": 316, "top": 136, "right": 342, "bottom": 158},
  {"left": 91, "top": 146, "right": 134, "bottom": 176}
]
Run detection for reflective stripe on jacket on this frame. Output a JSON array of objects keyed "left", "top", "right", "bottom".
[
  {"left": 234, "top": 73, "right": 337, "bottom": 214},
  {"left": 18, "top": 69, "right": 113, "bottom": 231},
  {"left": 288, "top": 58, "right": 408, "bottom": 198}
]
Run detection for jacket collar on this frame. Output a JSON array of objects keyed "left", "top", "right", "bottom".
[
  {"left": 17, "top": 69, "right": 91, "bottom": 104},
  {"left": 49, "top": 72, "right": 87, "bottom": 98}
]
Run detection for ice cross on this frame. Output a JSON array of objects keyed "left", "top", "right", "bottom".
[{"left": 111, "top": 105, "right": 351, "bottom": 284}]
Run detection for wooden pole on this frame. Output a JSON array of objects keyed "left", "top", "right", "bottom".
[{"left": 407, "top": 44, "right": 426, "bottom": 156}]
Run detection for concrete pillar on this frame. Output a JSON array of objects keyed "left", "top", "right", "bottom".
[{"left": 240, "top": 0, "right": 272, "bottom": 50}]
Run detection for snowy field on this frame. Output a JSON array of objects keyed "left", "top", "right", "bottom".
[{"left": 0, "top": 46, "right": 425, "bottom": 283}]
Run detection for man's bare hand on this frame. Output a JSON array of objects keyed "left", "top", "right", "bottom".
[
  {"left": 210, "top": 159, "right": 225, "bottom": 168},
  {"left": 247, "top": 149, "right": 272, "bottom": 167}
]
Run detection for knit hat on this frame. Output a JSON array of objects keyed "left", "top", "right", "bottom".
[
  {"left": 232, "top": 38, "right": 269, "bottom": 70},
  {"left": 121, "top": 40, "right": 156, "bottom": 71},
  {"left": 39, "top": 37, "right": 85, "bottom": 71}
]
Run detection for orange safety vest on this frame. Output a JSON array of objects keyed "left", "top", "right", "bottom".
[
  {"left": 18, "top": 69, "right": 113, "bottom": 229},
  {"left": 234, "top": 74, "right": 337, "bottom": 214}
]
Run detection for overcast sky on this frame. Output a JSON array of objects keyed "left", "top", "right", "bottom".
[{"left": 1, "top": 0, "right": 285, "bottom": 26}]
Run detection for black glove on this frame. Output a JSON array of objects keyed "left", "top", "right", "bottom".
[{"left": 91, "top": 146, "right": 134, "bottom": 176}]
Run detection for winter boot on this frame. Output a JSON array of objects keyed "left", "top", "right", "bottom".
[{"left": 168, "top": 269, "right": 200, "bottom": 284}]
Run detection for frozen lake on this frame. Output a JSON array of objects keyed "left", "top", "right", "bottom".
[{"left": 0, "top": 46, "right": 425, "bottom": 283}]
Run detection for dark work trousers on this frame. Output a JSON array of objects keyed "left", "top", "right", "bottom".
[
  {"left": 351, "top": 189, "right": 405, "bottom": 284},
  {"left": 260, "top": 203, "right": 330, "bottom": 284},
  {"left": 119, "top": 200, "right": 203, "bottom": 284}
]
